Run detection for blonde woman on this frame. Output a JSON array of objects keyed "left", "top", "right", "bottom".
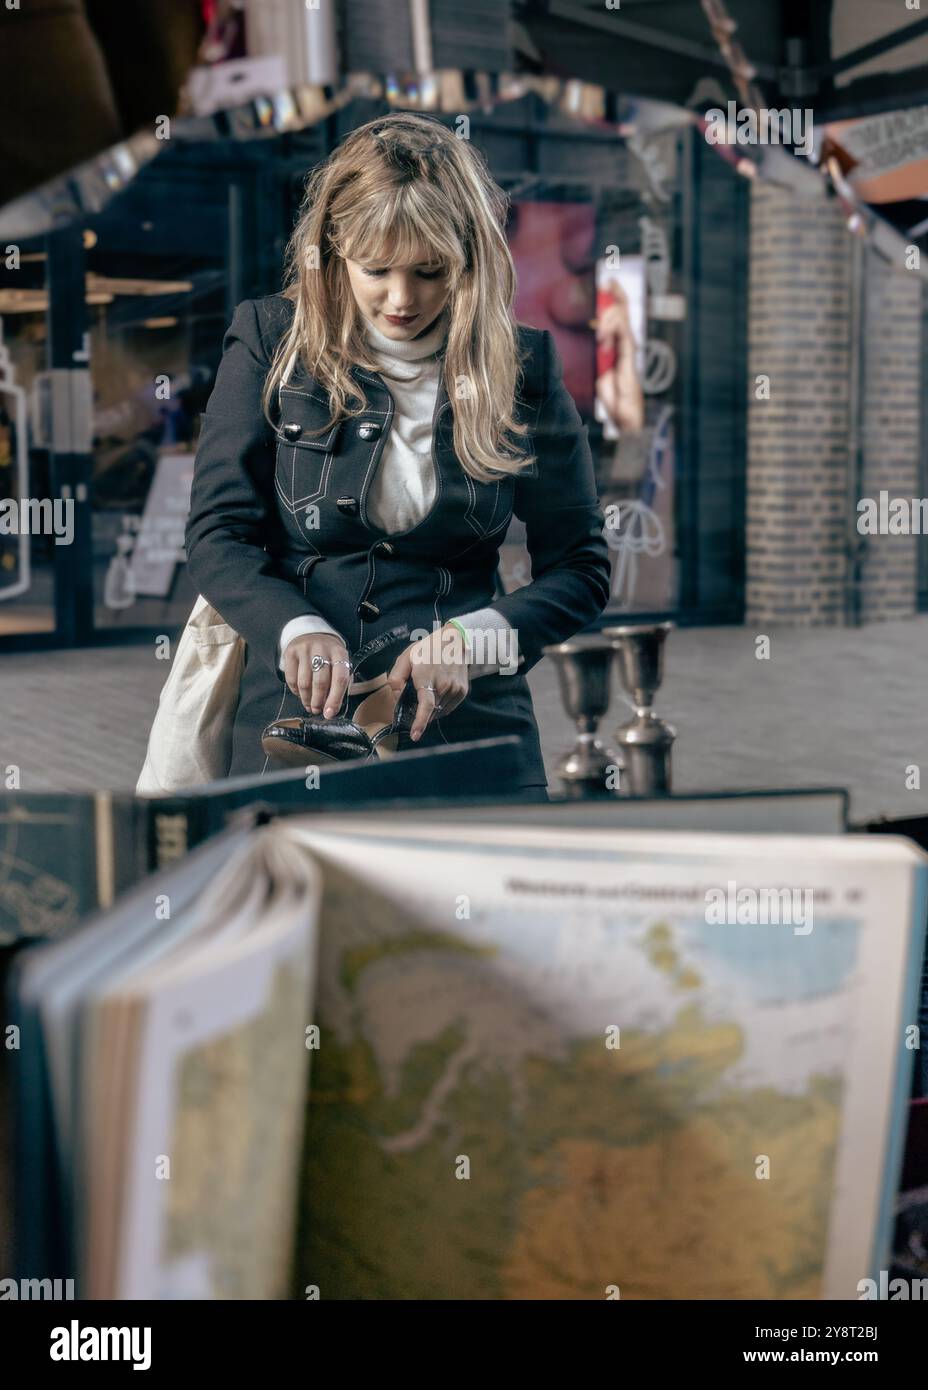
[{"left": 184, "top": 113, "right": 611, "bottom": 799}]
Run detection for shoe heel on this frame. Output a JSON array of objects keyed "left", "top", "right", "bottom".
[
  {"left": 369, "top": 677, "right": 417, "bottom": 759},
  {"left": 394, "top": 676, "right": 420, "bottom": 731}
]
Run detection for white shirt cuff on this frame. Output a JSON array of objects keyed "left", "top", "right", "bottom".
[{"left": 447, "top": 607, "right": 523, "bottom": 678}]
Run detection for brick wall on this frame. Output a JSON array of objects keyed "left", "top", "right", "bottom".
[
  {"left": 745, "top": 181, "right": 850, "bottom": 626},
  {"left": 744, "top": 180, "right": 923, "bottom": 626},
  {"left": 857, "top": 254, "right": 921, "bottom": 622}
]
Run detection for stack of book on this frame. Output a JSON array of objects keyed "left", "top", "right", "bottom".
[{"left": 5, "top": 787, "right": 926, "bottom": 1299}]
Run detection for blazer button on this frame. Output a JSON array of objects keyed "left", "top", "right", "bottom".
[
  {"left": 336, "top": 496, "right": 359, "bottom": 515},
  {"left": 357, "top": 599, "right": 380, "bottom": 619},
  {"left": 358, "top": 421, "right": 381, "bottom": 440},
  {"left": 282, "top": 422, "right": 302, "bottom": 440}
]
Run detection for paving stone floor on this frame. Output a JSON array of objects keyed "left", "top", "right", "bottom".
[{"left": 2, "top": 616, "right": 927, "bottom": 826}]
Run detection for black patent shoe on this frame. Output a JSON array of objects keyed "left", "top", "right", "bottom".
[
  {"left": 342, "top": 624, "right": 412, "bottom": 693},
  {"left": 294, "top": 622, "right": 412, "bottom": 722},
  {"left": 261, "top": 672, "right": 420, "bottom": 766},
  {"left": 261, "top": 623, "right": 416, "bottom": 767}
]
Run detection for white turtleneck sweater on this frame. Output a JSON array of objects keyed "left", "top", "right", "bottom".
[
  {"left": 364, "top": 307, "right": 445, "bottom": 534},
  {"left": 277, "top": 310, "right": 518, "bottom": 680}
]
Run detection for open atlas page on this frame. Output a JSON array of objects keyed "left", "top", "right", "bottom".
[
  {"left": 275, "top": 818, "right": 926, "bottom": 1301},
  {"left": 8, "top": 817, "right": 926, "bottom": 1300}
]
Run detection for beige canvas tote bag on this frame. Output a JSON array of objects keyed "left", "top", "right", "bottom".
[{"left": 136, "top": 594, "right": 245, "bottom": 795}]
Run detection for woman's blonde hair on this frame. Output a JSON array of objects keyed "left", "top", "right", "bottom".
[{"left": 261, "top": 111, "right": 534, "bottom": 482}]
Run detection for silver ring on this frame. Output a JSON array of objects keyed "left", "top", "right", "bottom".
[
  {"left": 332, "top": 659, "right": 353, "bottom": 669},
  {"left": 311, "top": 655, "right": 331, "bottom": 672}
]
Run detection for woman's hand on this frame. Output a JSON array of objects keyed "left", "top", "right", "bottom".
[
  {"left": 387, "top": 624, "right": 470, "bottom": 741},
  {"left": 282, "top": 633, "right": 352, "bottom": 717}
]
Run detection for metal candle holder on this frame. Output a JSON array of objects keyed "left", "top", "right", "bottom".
[
  {"left": 542, "top": 634, "right": 623, "bottom": 798},
  {"left": 601, "top": 621, "right": 676, "bottom": 796}
]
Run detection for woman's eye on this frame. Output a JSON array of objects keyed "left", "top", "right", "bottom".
[{"left": 361, "top": 267, "right": 442, "bottom": 279}]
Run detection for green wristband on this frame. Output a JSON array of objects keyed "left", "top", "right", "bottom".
[{"left": 446, "top": 617, "right": 471, "bottom": 646}]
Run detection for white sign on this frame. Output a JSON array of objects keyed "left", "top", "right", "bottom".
[{"left": 129, "top": 453, "right": 193, "bottom": 598}]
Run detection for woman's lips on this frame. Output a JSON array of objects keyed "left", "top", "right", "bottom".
[{"left": 384, "top": 313, "right": 418, "bottom": 324}]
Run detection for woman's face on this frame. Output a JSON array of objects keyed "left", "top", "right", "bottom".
[{"left": 343, "top": 245, "right": 449, "bottom": 340}]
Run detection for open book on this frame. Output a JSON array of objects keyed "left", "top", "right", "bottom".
[{"left": 9, "top": 812, "right": 926, "bottom": 1300}]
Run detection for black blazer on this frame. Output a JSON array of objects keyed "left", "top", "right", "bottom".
[{"left": 185, "top": 294, "right": 611, "bottom": 783}]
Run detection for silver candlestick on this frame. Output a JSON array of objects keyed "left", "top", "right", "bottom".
[
  {"left": 602, "top": 621, "right": 676, "bottom": 796},
  {"left": 543, "top": 634, "right": 623, "bottom": 798}
]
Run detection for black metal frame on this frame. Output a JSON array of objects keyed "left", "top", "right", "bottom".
[{"left": 520, "top": 0, "right": 928, "bottom": 122}]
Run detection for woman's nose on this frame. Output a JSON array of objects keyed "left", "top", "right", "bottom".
[{"left": 385, "top": 275, "right": 416, "bottom": 309}]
